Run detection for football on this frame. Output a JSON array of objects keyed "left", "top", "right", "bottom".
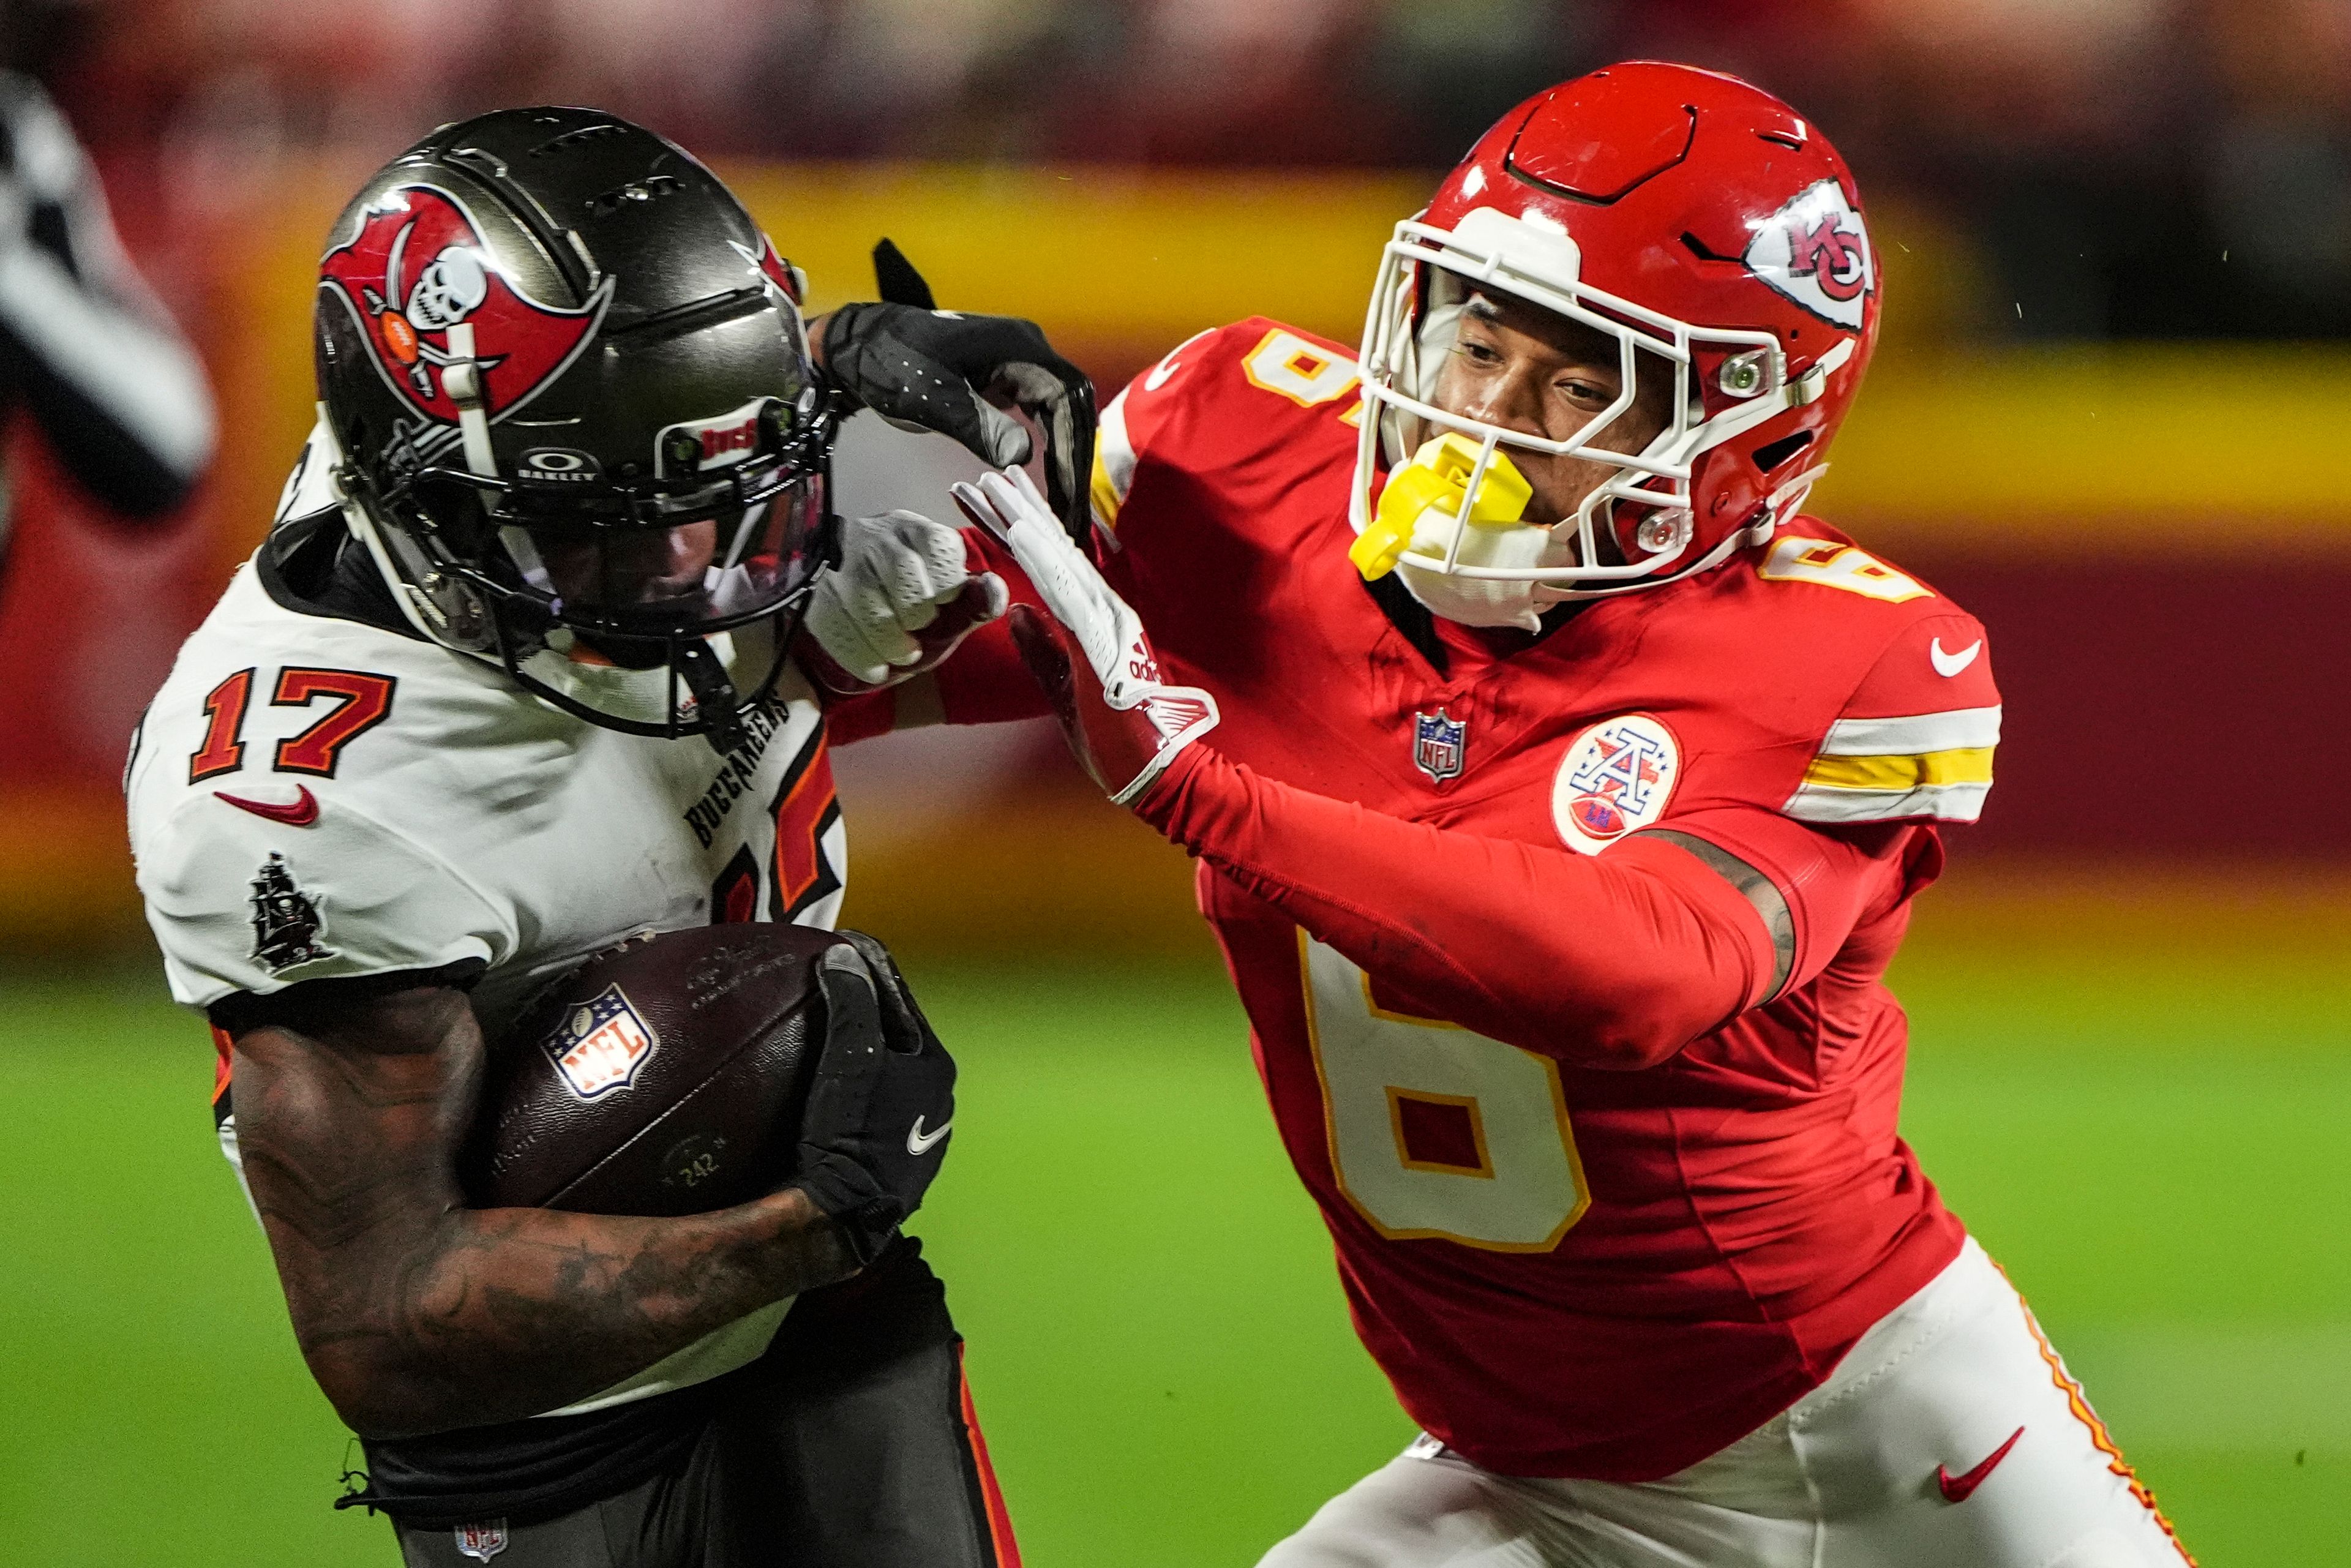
[{"left": 460, "top": 923, "right": 847, "bottom": 1216}]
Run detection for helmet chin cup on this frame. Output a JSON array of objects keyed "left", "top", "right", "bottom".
[{"left": 496, "top": 610, "right": 797, "bottom": 754}]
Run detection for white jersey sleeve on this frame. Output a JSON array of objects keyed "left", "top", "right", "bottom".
[
  {"left": 129, "top": 546, "right": 844, "bottom": 1028},
  {"left": 134, "top": 782, "right": 511, "bottom": 1008},
  {"left": 132, "top": 511, "right": 849, "bottom": 1418}
]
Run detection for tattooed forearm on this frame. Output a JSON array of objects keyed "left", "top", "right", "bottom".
[{"left": 231, "top": 986, "right": 855, "bottom": 1439}]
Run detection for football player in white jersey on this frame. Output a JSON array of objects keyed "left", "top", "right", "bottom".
[{"left": 125, "top": 109, "right": 1076, "bottom": 1567}]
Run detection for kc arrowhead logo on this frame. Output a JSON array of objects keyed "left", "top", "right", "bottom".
[{"left": 1745, "top": 178, "right": 1874, "bottom": 329}]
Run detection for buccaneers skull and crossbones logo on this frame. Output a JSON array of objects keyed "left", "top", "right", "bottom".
[{"left": 317, "top": 184, "right": 612, "bottom": 423}]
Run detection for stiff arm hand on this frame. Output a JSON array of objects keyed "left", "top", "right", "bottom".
[
  {"left": 950, "top": 466, "right": 1219, "bottom": 805},
  {"left": 817, "top": 242, "right": 1097, "bottom": 542}
]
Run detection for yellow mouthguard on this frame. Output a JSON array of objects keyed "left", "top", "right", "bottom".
[{"left": 1349, "top": 433, "right": 1534, "bottom": 581}]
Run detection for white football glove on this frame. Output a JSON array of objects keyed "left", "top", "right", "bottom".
[
  {"left": 950, "top": 467, "right": 1218, "bottom": 806},
  {"left": 802, "top": 509, "right": 1007, "bottom": 691}
]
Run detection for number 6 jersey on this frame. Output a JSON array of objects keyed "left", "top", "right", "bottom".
[{"left": 946, "top": 318, "right": 2006, "bottom": 1484}]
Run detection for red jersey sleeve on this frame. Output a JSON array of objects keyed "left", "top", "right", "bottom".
[
  {"left": 814, "top": 683, "right": 899, "bottom": 745},
  {"left": 1652, "top": 603, "right": 1996, "bottom": 991},
  {"left": 1781, "top": 607, "right": 2000, "bottom": 829},
  {"left": 1137, "top": 746, "right": 1783, "bottom": 1070},
  {"left": 1089, "top": 318, "right": 1359, "bottom": 554},
  {"left": 1645, "top": 804, "right": 1938, "bottom": 997},
  {"left": 922, "top": 525, "right": 1052, "bottom": 727}
]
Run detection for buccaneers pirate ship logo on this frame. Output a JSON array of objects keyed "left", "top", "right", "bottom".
[
  {"left": 318, "top": 184, "right": 612, "bottom": 425},
  {"left": 248, "top": 852, "right": 337, "bottom": 973}
]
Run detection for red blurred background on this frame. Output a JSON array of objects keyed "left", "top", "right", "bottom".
[{"left": 2, "top": 0, "right": 2347, "bottom": 953}]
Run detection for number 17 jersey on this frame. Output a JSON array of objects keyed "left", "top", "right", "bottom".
[
  {"left": 126, "top": 522, "right": 846, "bottom": 1040},
  {"left": 126, "top": 437, "right": 846, "bottom": 1063},
  {"left": 125, "top": 471, "right": 848, "bottom": 1416}
]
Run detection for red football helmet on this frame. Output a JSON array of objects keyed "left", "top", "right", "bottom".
[{"left": 1352, "top": 62, "right": 1880, "bottom": 610}]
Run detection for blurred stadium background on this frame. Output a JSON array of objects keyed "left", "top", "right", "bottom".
[{"left": 1, "top": 0, "right": 2347, "bottom": 1561}]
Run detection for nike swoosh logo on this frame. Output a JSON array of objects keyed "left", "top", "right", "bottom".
[
  {"left": 1937, "top": 1425, "right": 2024, "bottom": 1503},
  {"left": 1930, "top": 637, "right": 1983, "bottom": 678},
  {"left": 1144, "top": 356, "right": 1182, "bottom": 391},
  {"left": 215, "top": 785, "right": 320, "bottom": 827},
  {"left": 907, "top": 1116, "right": 951, "bottom": 1156}
]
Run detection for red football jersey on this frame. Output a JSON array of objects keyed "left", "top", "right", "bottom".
[{"left": 959, "top": 318, "right": 2000, "bottom": 1481}]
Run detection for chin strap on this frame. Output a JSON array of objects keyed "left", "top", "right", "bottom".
[
  {"left": 674, "top": 638, "right": 750, "bottom": 756},
  {"left": 440, "top": 323, "right": 500, "bottom": 479}
]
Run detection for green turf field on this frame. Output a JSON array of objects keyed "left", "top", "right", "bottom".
[{"left": 3, "top": 934, "right": 2345, "bottom": 1565}]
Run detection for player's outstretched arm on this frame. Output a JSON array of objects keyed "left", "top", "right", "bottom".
[
  {"left": 230, "top": 981, "right": 858, "bottom": 1440},
  {"left": 958, "top": 467, "right": 1875, "bottom": 1072},
  {"left": 1134, "top": 757, "right": 1797, "bottom": 1069}
]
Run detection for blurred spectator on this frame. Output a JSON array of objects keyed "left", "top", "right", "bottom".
[
  {"left": 0, "top": 1, "right": 213, "bottom": 570},
  {"left": 27, "top": 0, "right": 2351, "bottom": 341}
]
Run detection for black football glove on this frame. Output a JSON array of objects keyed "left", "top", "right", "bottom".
[
  {"left": 789, "top": 929, "right": 956, "bottom": 1267},
  {"left": 820, "top": 239, "right": 1098, "bottom": 544}
]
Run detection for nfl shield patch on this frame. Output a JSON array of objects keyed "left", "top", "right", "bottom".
[
  {"left": 1551, "top": 715, "right": 1682, "bottom": 853},
  {"left": 1412, "top": 709, "right": 1467, "bottom": 783},
  {"left": 544, "top": 984, "right": 660, "bottom": 1100},
  {"left": 453, "top": 1520, "right": 509, "bottom": 1561}
]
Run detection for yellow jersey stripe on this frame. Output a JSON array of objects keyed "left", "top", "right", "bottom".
[
  {"left": 1090, "top": 444, "right": 1123, "bottom": 530},
  {"left": 1802, "top": 746, "right": 1995, "bottom": 792},
  {"left": 1090, "top": 391, "right": 1136, "bottom": 531}
]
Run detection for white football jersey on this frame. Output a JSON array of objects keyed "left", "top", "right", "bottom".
[
  {"left": 128, "top": 557, "right": 843, "bottom": 1028},
  {"left": 126, "top": 489, "right": 847, "bottom": 1416}
]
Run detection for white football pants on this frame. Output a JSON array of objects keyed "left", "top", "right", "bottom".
[{"left": 1258, "top": 1239, "right": 2192, "bottom": 1568}]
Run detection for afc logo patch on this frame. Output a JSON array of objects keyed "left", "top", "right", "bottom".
[
  {"left": 545, "top": 985, "right": 661, "bottom": 1100},
  {"left": 453, "top": 1520, "right": 509, "bottom": 1561},
  {"left": 1551, "top": 715, "right": 1681, "bottom": 854},
  {"left": 1412, "top": 708, "right": 1467, "bottom": 783},
  {"left": 1744, "top": 178, "right": 1874, "bottom": 329}
]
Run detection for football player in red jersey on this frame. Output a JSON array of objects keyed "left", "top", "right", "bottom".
[{"left": 840, "top": 61, "right": 2194, "bottom": 1568}]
